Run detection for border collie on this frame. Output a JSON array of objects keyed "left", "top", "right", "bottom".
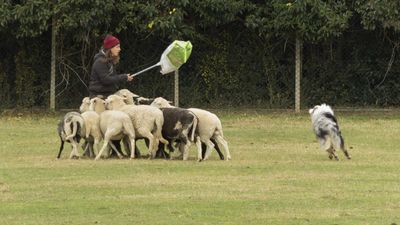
[{"left": 309, "top": 104, "right": 351, "bottom": 160}]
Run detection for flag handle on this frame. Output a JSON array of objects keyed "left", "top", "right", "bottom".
[{"left": 132, "top": 62, "right": 161, "bottom": 77}]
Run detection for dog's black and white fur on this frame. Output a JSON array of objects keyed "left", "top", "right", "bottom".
[{"left": 309, "top": 104, "right": 351, "bottom": 160}]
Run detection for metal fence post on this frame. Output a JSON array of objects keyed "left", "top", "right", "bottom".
[
  {"left": 295, "top": 38, "right": 302, "bottom": 113},
  {"left": 174, "top": 69, "right": 179, "bottom": 107},
  {"left": 50, "top": 16, "right": 56, "bottom": 111}
]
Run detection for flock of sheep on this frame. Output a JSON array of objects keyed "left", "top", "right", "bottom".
[
  {"left": 57, "top": 88, "right": 352, "bottom": 161},
  {"left": 57, "top": 89, "right": 232, "bottom": 161}
]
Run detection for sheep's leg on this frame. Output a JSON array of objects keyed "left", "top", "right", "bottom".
[
  {"left": 159, "top": 137, "right": 169, "bottom": 145},
  {"left": 179, "top": 143, "right": 189, "bottom": 160},
  {"left": 57, "top": 138, "right": 65, "bottom": 159},
  {"left": 175, "top": 142, "right": 184, "bottom": 160},
  {"left": 122, "top": 136, "right": 131, "bottom": 157},
  {"left": 109, "top": 141, "right": 124, "bottom": 159},
  {"left": 95, "top": 140, "right": 110, "bottom": 160},
  {"left": 109, "top": 140, "right": 124, "bottom": 158},
  {"left": 82, "top": 140, "right": 89, "bottom": 156},
  {"left": 182, "top": 142, "right": 192, "bottom": 161},
  {"left": 69, "top": 139, "right": 80, "bottom": 159},
  {"left": 214, "top": 135, "right": 231, "bottom": 160},
  {"left": 96, "top": 128, "right": 119, "bottom": 160},
  {"left": 73, "top": 140, "right": 81, "bottom": 159},
  {"left": 155, "top": 143, "right": 164, "bottom": 158},
  {"left": 88, "top": 143, "right": 95, "bottom": 158},
  {"left": 129, "top": 137, "right": 136, "bottom": 159},
  {"left": 69, "top": 148, "right": 75, "bottom": 159},
  {"left": 151, "top": 136, "right": 160, "bottom": 159},
  {"left": 195, "top": 137, "right": 203, "bottom": 162},
  {"left": 134, "top": 143, "right": 141, "bottom": 158},
  {"left": 202, "top": 140, "right": 215, "bottom": 161},
  {"left": 202, "top": 139, "right": 224, "bottom": 160},
  {"left": 155, "top": 119, "right": 169, "bottom": 145},
  {"left": 211, "top": 138, "right": 224, "bottom": 160},
  {"left": 139, "top": 130, "right": 155, "bottom": 159},
  {"left": 156, "top": 143, "right": 170, "bottom": 159},
  {"left": 93, "top": 138, "right": 100, "bottom": 158}
]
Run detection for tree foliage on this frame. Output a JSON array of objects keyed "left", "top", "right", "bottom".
[
  {"left": 0, "top": 0, "right": 399, "bottom": 108},
  {"left": 355, "top": 0, "right": 400, "bottom": 32},
  {"left": 245, "top": 0, "right": 351, "bottom": 42}
]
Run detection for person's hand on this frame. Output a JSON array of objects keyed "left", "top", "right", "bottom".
[{"left": 127, "top": 74, "right": 134, "bottom": 81}]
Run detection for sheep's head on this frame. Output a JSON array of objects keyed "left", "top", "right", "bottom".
[
  {"left": 79, "top": 97, "right": 90, "bottom": 113},
  {"left": 150, "top": 97, "right": 173, "bottom": 108},
  {"left": 105, "top": 95, "right": 127, "bottom": 110},
  {"left": 135, "top": 97, "right": 155, "bottom": 105},
  {"left": 115, "top": 89, "right": 139, "bottom": 105},
  {"left": 89, "top": 97, "right": 106, "bottom": 113}
]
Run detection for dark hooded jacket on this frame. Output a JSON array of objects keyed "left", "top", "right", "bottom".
[{"left": 89, "top": 50, "right": 127, "bottom": 97}]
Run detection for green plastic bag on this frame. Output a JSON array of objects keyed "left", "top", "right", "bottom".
[
  {"left": 132, "top": 40, "right": 192, "bottom": 76},
  {"left": 160, "top": 40, "right": 193, "bottom": 74}
]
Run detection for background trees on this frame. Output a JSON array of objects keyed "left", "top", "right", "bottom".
[{"left": 0, "top": 0, "right": 399, "bottom": 109}]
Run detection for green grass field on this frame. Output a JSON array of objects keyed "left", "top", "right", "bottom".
[{"left": 0, "top": 110, "right": 399, "bottom": 225}]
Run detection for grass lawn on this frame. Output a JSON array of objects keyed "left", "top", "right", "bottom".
[{"left": 0, "top": 109, "right": 399, "bottom": 225}]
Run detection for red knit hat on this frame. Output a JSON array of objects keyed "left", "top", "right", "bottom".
[{"left": 103, "top": 34, "right": 120, "bottom": 49}]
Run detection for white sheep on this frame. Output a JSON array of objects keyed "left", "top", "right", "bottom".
[
  {"left": 115, "top": 89, "right": 154, "bottom": 105},
  {"left": 79, "top": 97, "right": 91, "bottom": 113},
  {"left": 105, "top": 95, "right": 168, "bottom": 159},
  {"left": 114, "top": 89, "right": 139, "bottom": 105},
  {"left": 88, "top": 97, "right": 133, "bottom": 159},
  {"left": 151, "top": 97, "right": 231, "bottom": 161},
  {"left": 188, "top": 108, "right": 231, "bottom": 161},
  {"left": 78, "top": 96, "right": 129, "bottom": 158},
  {"left": 80, "top": 109, "right": 102, "bottom": 158},
  {"left": 96, "top": 109, "right": 136, "bottom": 160}
]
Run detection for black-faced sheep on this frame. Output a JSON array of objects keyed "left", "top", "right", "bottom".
[
  {"left": 150, "top": 98, "right": 201, "bottom": 161},
  {"left": 151, "top": 97, "right": 231, "bottom": 161}
]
